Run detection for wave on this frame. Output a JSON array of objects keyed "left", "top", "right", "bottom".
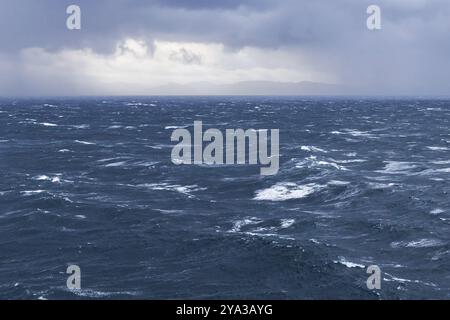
[
  {"left": 139, "top": 183, "right": 207, "bottom": 197},
  {"left": 391, "top": 239, "right": 445, "bottom": 248},
  {"left": 427, "top": 146, "right": 449, "bottom": 151},
  {"left": 99, "top": 158, "right": 159, "bottom": 168},
  {"left": 377, "top": 161, "right": 417, "bottom": 174},
  {"left": 104, "top": 161, "right": 128, "bottom": 168},
  {"left": 430, "top": 209, "right": 445, "bottom": 215},
  {"left": 68, "top": 288, "right": 139, "bottom": 298},
  {"left": 327, "top": 180, "right": 350, "bottom": 186},
  {"left": 70, "top": 124, "right": 89, "bottom": 129},
  {"left": 333, "top": 257, "right": 365, "bottom": 269},
  {"left": 229, "top": 217, "right": 263, "bottom": 233},
  {"left": 74, "top": 140, "right": 96, "bottom": 145},
  {"left": 39, "top": 122, "right": 58, "bottom": 127},
  {"left": 21, "top": 190, "right": 46, "bottom": 196},
  {"left": 295, "top": 156, "right": 349, "bottom": 171},
  {"left": 331, "top": 129, "right": 379, "bottom": 139},
  {"left": 254, "top": 182, "right": 323, "bottom": 201},
  {"left": 431, "top": 160, "right": 450, "bottom": 165},
  {"left": 280, "top": 218, "right": 295, "bottom": 229},
  {"left": 228, "top": 217, "right": 296, "bottom": 240},
  {"left": 383, "top": 272, "right": 437, "bottom": 288},
  {"left": 300, "top": 145, "right": 327, "bottom": 153},
  {"left": 165, "top": 125, "right": 189, "bottom": 130}
]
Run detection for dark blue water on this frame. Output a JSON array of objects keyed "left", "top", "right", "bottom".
[{"left": 0, "top": 97, "right": 449, "bottom": 299}]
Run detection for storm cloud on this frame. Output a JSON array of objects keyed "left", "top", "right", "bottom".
[{"left": 1, "top": 0, "right": 450, "bottom": 95}]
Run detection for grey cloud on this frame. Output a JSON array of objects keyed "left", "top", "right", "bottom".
[
  {"left": 153, "top": 0, "right": 272, "bottom": 10},
  {"left": 2, "top": 0, "right": 449, "bottom": 51},
  {"left": 1, "top": 0, "right": 450, "bottom": 95},
  {"left": 169, "top": 48, "right": 202, "bottom": 65},
  {"left": 0, "top": 0, "right": 375, "bottom": 52}
]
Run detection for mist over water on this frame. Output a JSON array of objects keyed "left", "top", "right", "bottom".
[{"left": 0, "top": 97, "right": 449, "bottom": 299}]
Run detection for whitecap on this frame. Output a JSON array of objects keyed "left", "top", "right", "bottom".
[
  {"left": 165, "top": 125, "right": 187, "bottom": 130},
  {"left": 125, "top": 102, "right": 152, "bottom": 107},
  {"left": 230, "top": 217, "right": 263, "bottom": 233},
  {"left": 104, "top": 161, "right": 127, "bottom": 167},
  {"left": 280, "top": 219, "right": 295, "bottom": 229},
  {"left": 367, "top": 182, "right": 395, "bottom": 189},
  {"left": 228, "top": 218, "right": 296, "bottom": 240},
  {"left": 427, "top": 146, "right": 449, "bottom": 151},
  {"left": 378, "top": 161, "right": 417, "bottom": 174},
  {"left": 35, "top": 175, "right": 51, "bottom": 181},
  {"left": 300, "top": 145, "right": 327, "bottom": 153},
  {"left": 422, "top": 167, "right": 450, "bottom": 174},
  {"left": 34, "top": 175, "right": 62, "bottom": 183},
  {"left": 97, "top": 157, "right": 128, "bottom": 163},
  {"left": 331, "top": 129, "right": 378, "bottom": 139},
  {"left": 172, "top": 158, "right": 190, "bottom": 165},
  {"left": 148, "top": 145, "right": 163, "bottom": 150},
  {"left": 295, "top": 155, "right": 348, "bottom": 171},
  {"left": 74, "top": 140, "right": 95, "bottom": 145},
  {"left": 254, "top": 182, "right": 323, "bottom": 201},
  {"left": 328, "top": 180, "right": 350, "bottom": 186},
  {"left": 383, "top": 272, "right": 437, "bottom": 287},
  {"left": 430, "top": 209, "right": 444, "bottom": 215},
  {"left": 153, "top": 209, "right": 185, "bottom": 214},
  {"left": 39, "top": 122, "right": 58, "bottom": 127},
  {"left": 331, "top": 158, "right": 366, "bottom": 164},
  {"left": 139, "top": 183, "right": 206, "bottom": 197},
  {"left": 241, "top": 232, "right": 295, "bottom": 240},
  {"left": 134, "top": 160, "right": 159, "bottom": 167},
  {"left": 391, "top": 239, "right": 444, "bottom": 248},
  {"left": 71, "top": 124, "right": 89, "bottom": 129},
  {"left": 334, "top": 257, "right": 365, "bottom": 269},
  {"left": 21, "top": 190, "right": 45, "bottom": 196},
  {"left": 70, "top": 289, "right": 139, "bottom": 298},
  {"left": 431, "top": 160, "right": 450, "bottom": 165}
]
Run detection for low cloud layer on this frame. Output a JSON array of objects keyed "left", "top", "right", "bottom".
[{"left": 1, "top": 0, "right": 450, "bottom": 95}]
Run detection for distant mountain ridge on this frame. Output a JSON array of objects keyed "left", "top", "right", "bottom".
[{"left": 149, "top": 81, "right": 352, "bottom": 95}]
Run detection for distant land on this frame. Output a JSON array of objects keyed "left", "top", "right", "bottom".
[
  {"left": 147, "top": 81, "right": 353, "bottom": 96},
  {"left": 5, "top": 81, "right": 449, "bottom": 97}
]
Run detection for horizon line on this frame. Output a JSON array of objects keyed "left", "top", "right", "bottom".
[{"left": 2, "top": 94, "right": 450, "bottom": 99}]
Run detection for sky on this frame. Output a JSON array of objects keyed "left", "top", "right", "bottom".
[{"left": 0, "top": 0, "right": 449, "bottom": 96}]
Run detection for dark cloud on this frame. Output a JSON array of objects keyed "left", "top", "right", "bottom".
[
  {"left": 153, "top": 0, "right": 271, "bottom": 10},
  {"left": 0, "top": 0, "right": 380, "bottom": 52},
  {"left": 1, "top": 0, "right": 447, "bottom": 51}
]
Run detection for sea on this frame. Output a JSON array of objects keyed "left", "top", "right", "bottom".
[{"left": 0, "top": 96, "right": 449, "bottom": 299}]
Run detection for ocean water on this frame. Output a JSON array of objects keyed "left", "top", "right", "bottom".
[{"left": 0, "top": 97, "right": 449, "bottom": 299}]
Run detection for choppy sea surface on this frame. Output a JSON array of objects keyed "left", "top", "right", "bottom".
[{"left": 0, "top": 97, "right": 449, "bottom": 299}]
